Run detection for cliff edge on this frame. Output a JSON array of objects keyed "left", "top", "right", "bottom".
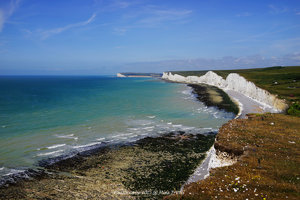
[{"left": 162, "top": 71, "right": 288, "bottom": 113}]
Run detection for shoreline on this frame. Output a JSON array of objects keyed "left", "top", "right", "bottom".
[
  {"left": 164, "top": 75, "right": 283, "bottom": 188},
  {"left": 179, "top": 83, "right": 243, "bottom": 187},
  {"left": 0, "top": 131, "right": 216, "bottom": 199},
  {"left": 0, "top": 78, "right": 233, "bottom": 199},
  {"left": 0, "top": 74, "right": 279, "bottom": 199}
]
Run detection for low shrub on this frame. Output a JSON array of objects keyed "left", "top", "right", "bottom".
[{"left": 287, "top": 102, "right": 300, "bottom": 117}]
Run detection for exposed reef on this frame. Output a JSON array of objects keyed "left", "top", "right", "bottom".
[
  {"left": 187, "top": 84, "right": 239, "bottom": 115},
  {"left": 0, "top": 131, "right": 215, "bottom": 199}
]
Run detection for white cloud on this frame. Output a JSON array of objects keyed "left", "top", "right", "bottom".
[
  {"left": 137, "top": 7, "right": 192, "bottom": 27},
  {"left": 268, "top": 4, "right": 288, "bottom": 14},
  {"left": 97, "top": 0, "right": 142, "bottom": 11},
  {"left": 0, "top": 0, "right": 20, "bottom": 32},
  {"left": 39, "top": 13, "right": 96, "bottom": 39},
  {"left": 111, "top": 6, "right": 192, "bottom": 35}
]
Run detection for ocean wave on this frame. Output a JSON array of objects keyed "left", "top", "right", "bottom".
[
  {"left": 72, "top": 142, "right": 101, "bottom": 149},
  {"left": 96, "top": 137, "right": 105, "bottom": 141},
  {"left": 4, "top": 169, "right": 25, "bottom": 177},
  {"left": 37, "top": 150, "right": 63, "bottom": 157},
  {"left": 47, "top": 144, "right": 66, "bottom": 149},
  {"left": 180, "top": 86, "right": 195, "bottom": 100},
  {"left": 55, "top": 134, "right": 78, "bottom": 140},
  {"left": 143, "top": 126, "right": 155, "bottom": 130},
  {"left": 128, "top": 128, "right": 139, "bottom": 130},
  {"left": 172, "top": 124, "right": 183, "bottom": 127},
  {"left": 147, "top": 116, "right": 156, "bottom": 119}
]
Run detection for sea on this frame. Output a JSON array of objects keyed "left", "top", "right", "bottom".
[{"left": 0, "top": 76, "right": 235, "bottom": 180}]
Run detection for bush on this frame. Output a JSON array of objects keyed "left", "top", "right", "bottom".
[{"left": 287, "top": 102, "right": 300, "bottom": 117}]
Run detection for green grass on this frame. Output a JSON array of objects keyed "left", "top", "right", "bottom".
[{"left": 287, "top": 102, "right": 300, "bottom": 117}]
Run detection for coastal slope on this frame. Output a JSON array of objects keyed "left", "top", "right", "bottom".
[
  {"left": 166, "top": 113, "right": 300, "bottom": 200},
  {"left": 162, "top": 71, "right": 288, "bottom": 116}
]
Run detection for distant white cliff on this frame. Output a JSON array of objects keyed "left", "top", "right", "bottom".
[
  {"left": 162, "top": 71, "right": 288, "bottom": 112},
  {"left": 117, "top": 73, "right": 126, "bottom": 77}
]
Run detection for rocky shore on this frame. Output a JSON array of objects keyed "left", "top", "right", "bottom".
[
  {"left": 187, "top": 84, "right": 239, "bottom": 115},
  {"left": 0, "top": 76, "right": 257, "bottom": 199},
  {"left": 0, "top": 131, "right": 216, "bottom": 199}
]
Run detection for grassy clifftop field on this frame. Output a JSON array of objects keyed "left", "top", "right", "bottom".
[
  {"left": 166, "top": 113, "right": 300, "bottom": 200},
  {"left": 171, "top": 66, "right": 300, "bottom": 116}
]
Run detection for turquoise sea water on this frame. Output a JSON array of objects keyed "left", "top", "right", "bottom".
[{"left": 0, "top": 76, "right": 234, "bottom": 178}]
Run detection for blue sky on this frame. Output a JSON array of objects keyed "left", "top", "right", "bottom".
[{"left": 0, "top": 0, "right": 300, "bottom": 75}]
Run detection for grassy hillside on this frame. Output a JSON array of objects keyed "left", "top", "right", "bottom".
[{"left": 165, "top": 113, "right": 300, "bottom": 200}]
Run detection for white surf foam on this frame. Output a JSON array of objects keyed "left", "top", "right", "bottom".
[
  {"left": 143, "top": 126, "right": 155, "bottom": 130},
  {"left": 172, "top": 124, "right": 183, "bottom": 127},
  {"left": 47, "top": 144, "right": 66, "bottom": 149},
  {"left": 147, "top": 116, "right": 156, "bottom": 119},
  {"left": 4, "top": 169, "right": 25, "bottom": 176},
  {"left": 37, "top": 150, "right": 63, "bottom": 157},
  {"left": 55, "top": 134, "right": 78, "bottom": 140},
  {"left": 72, "top": 142, "right": 101, "bottom": 149}
]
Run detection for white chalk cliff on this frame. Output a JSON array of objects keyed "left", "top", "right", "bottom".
[
  {"left": 117, "top": 73, "right": 126, "bottom": 77},
  {"left": 162, "top": 71, "right": 288, "bottom": 112}
]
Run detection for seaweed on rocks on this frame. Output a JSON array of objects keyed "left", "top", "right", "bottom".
[
  {"left": 0, "top": 131, "right": 216, "bottom": 200},
  {"left": 188, "top": 83, "right": 239, "bottom": 115},
  {"left": 122, "top": 131, "right": 215, "bottom": 199}
]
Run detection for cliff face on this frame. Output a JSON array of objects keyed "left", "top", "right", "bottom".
[
  {"left": 117, "top": 73, "right": 126, "bottom": 77},
  {"left": 162, "top": 71, "right": 288, "bottom": 112}
]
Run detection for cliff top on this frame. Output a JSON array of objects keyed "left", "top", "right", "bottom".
[{"left": 165, "top": 113, "right": 300, "bottom": 200}]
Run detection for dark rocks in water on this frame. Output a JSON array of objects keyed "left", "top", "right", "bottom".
[
  {"left": 0, "top": 131, "right": 216, "bottom": 199},
  {"left": 122, "top": 131, "right": 215, "bottom": 199},
  {"left": 188, "top": 84, "right": 239, "bottom": 115},
  {"left": 0, "top": 168, "right": 47, "bottom": 189}
]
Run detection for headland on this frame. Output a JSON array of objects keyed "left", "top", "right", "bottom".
[{"left": 162, "top": 66, "right": 300, "bottom": 200}]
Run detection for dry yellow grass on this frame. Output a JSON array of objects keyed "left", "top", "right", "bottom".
[{"left": 165, "top": 113, "right": 300, "bottom": 200}]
